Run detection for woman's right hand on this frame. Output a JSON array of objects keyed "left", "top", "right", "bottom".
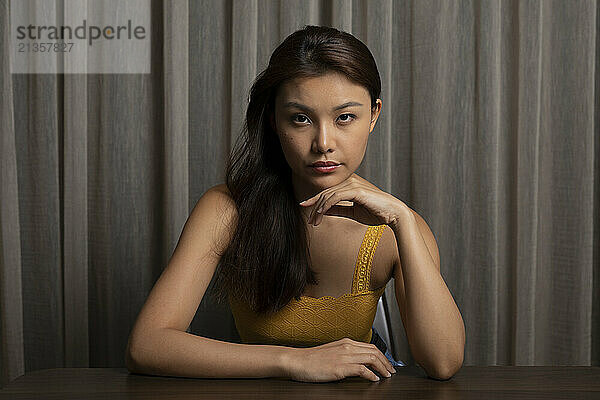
[{"left": 282, "top": 338, "right": 397, "bottom": 382}]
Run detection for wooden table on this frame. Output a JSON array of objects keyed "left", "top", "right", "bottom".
[{"left": 1, "top": 366, "right": 599, "bottom": 399}]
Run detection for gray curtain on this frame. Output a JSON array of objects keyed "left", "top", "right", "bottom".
[{"left": 1, "top": 0, "right": 599, "bottom": 388}]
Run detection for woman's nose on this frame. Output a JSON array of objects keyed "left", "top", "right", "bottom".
[{"left": 313, "top": 123, "right": 336, "bottom": 153}]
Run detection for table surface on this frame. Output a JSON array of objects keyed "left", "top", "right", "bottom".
[{"left": 1, "top": 366, "right": 599, "bottom": 400}]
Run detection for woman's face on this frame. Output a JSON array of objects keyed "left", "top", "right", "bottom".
[{"left": 271, "top": 71, "right": 382, "bottom": 202}]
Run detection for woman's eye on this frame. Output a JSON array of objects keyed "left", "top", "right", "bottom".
[
  {"left": 338, "top": 113, "right": 356, "bottom": 123},
  {"left": 292, "top": 114, "right": 310, "bottom": 124}
]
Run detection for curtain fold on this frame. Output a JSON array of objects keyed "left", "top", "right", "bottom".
[
  {"left": 1, "top": 0, "right": 25, "bottom": 387},
  {"left": 1, "top": 0, "right": 598, "bottom": 388}
]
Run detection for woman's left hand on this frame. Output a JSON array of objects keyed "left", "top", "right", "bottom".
[{"left": 299, "top": 173, "right": 409, "bottom": 227}]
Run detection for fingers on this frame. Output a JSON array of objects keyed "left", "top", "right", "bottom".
[
  {"left": 374, "top": 348, "right": 397, "bottom": 375},
  {"left": 349, "top": 364, "right": 381, "bottom": 382},
  {"left": 308, "top": 182, "right": 353, "bottom": 223},
  {"left": 339, "top": 340, "right": 396, "bottom": 375},
  {"left": 349, "top": 352, "right": 394, "bottom": 379},
  {"left": 314, "top": 339, "right": 398, "bottom": 383},
  {"left": 313, "top": 190, "right": 350, "bottom": 225},
  {"left": 311, "top": 189, "right": 355, "bottom": 225}
]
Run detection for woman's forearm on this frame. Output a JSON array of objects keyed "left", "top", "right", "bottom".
[
  {"left": 126, "top": 328, "right": 293, "bottom": 379},
  {"left": 390, "top": 209, "right": 465, "bottom": 379}
]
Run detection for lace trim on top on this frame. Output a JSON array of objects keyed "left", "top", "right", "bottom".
[{"left": 297, "top": 224, "right": 386, "bottom": 302}]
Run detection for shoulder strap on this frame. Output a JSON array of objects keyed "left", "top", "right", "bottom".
[{"left": 351, "top": 225, "right": 386, "bottom": 293}]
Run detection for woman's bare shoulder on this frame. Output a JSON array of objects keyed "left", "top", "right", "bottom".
[
  {"left": 210, "top": 183, "right": 231, "bottom": 196},
  {"left": 197, "top": 184, "right": 238, "bottom": 255},
  {"left": 205, "top": 184, "right": 236, "bottom": 213}
]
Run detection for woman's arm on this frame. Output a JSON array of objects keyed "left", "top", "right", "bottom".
[
  {"left": 390, "top": 207, "right": 465, "bottom": 380},
  {"left": 125, "top": 184, "right": 295, "bottom": 379},
  {"left": 126, "top": 328, "right": 292, "bottom": 379}
]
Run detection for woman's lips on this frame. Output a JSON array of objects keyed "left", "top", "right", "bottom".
[{"left": 310, "top": 164, "right": 341, "bottom": 173}]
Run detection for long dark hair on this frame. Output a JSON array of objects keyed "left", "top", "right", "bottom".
[{"left": 209, "top": 25, "right": 382, "bottom": 314}]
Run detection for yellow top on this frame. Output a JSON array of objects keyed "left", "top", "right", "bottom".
[{"left": 228, "top": 224, "right": 387, "bottom": 347}]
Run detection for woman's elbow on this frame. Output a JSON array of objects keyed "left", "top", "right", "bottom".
[
  {"left": 125, "top": 336, "right": 146, "bottom": 374},
  {"left": 427, "top": 354, "right": 464, "bottom": 380},
  {"left": 432, "top": 364, "right": 461, "bottom": 380}
]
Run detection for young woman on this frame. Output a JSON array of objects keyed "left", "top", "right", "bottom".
[{"left": 126, "top": 25, "right": 465, "bottom": 383}]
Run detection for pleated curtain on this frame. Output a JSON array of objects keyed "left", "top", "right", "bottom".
[{"left": 1, "top": 0, "right": 598, "bottom": 388}]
